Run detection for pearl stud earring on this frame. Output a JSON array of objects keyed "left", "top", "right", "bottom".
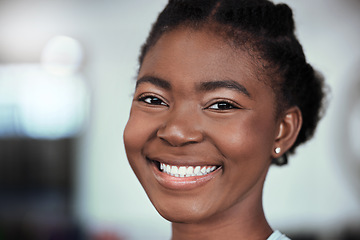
[{"left": 275, "top": 147, "right": 281, "bottom": 154}]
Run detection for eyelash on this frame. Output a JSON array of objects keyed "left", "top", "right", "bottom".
[
  {"left": 137, "top": 94, "right": 168, "bottom": 106},
  {"left": 137, "top": 94, "right": 241, "bottom": 111},
  {"left": 206, "top": 100, "right": 240, "bottom": 111}
]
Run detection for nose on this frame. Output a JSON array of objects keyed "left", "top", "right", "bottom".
[{"left": 157, "top": 107, "right": 204, "bottom": 147}]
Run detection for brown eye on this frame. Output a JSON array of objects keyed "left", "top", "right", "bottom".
[
  {"left": 208, "top": 101, "right": 238, "bottom": 110},
  {"left": 139, "top": 95, "right": 167, "bottom": 106}
]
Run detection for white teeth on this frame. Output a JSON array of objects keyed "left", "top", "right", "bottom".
[
  {"left": 186, "top": 166, "right": 194, "bottom": 176},
  {"left": 194, "top": 166, "right": 201, "bottom": 175},
  {"left": 178, "top": 166, "right": 186, "bottom": 177},
  {"left": 171, "top": 166, "right": 178, "bottom": 175},
  {"left": 160, "top": 163, "right": 218, "bottom": 178}
]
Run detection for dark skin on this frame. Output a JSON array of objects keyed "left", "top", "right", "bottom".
[{"left": 124, "top": 27, "right": 302, "bottom": 240}]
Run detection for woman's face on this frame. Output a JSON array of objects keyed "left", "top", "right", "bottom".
[{"left": 124, "top": 28, "right": 280, "bottom": 223}]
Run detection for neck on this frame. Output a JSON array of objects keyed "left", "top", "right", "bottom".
[{"left": 171, "top": 186, "right": 272, "bottom": 240}]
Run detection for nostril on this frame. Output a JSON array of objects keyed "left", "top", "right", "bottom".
[
  {"left": 157, "top": 130, "right": 203, "bottom": 147},
  {"left": 156, "top": 113, "right": 204, "bottom": 146}
]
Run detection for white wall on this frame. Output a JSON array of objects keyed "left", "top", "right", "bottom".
[{"left": 1, "top": 0, "right": 359, "bottom": 239}]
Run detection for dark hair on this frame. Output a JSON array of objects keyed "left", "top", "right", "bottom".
[{"left": 138, "top": 0, "right": 327, "bottom": 160}]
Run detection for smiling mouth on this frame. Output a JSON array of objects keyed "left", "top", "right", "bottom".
[{"left": 152, "top": 160, "right": 220, "bottom": 178}]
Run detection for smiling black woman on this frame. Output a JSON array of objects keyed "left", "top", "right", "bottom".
[{"left": 123, "top": 0, "right": 326, "bottom": 239}]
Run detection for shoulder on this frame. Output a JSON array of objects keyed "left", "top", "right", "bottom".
[{"left": 267, "top": 230, "right": 291, "bottom": 240}]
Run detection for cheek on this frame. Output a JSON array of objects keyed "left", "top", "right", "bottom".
[
  {"left": 123, "top": 109, "right": 151, "bottom": 161},
  {"left": 123, "top": 107, "right": 163, "bottom": 171},
  {"left": 123, "top": 110, "right": 155, "bottom": 186},
  {"left": 210, "top": 113, "right": 276, "bottom": 163},
  {"left": 123, "top": 116, "right": 141, "bottom": 156}
]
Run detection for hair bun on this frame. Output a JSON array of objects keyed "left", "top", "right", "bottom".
[
  {"left": 166, "top": 0, "right": 218, "bottom": 21},
  {"left": 275, "top": 4, "right": 295, "bottom": 34},
  {"left": 216, "top": 2, "right": 295, "bottom": 37}
]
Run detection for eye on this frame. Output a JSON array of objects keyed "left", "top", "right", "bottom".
[
  {"left": 207, "top": 101, "right": 240, "bottom": 110},
  {"left": 138, "top": 95, "right": 168, "bottom": 106}
]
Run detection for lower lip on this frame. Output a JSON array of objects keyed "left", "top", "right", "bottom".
[{"left": 151, "top": 162, "right": 221, "bottom": 191}]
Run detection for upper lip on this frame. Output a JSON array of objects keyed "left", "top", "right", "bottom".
[{"left": 146, "top": 154, "right": 222, "bottom": 167}]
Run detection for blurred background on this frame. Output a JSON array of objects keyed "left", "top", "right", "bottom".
[{"left": 0, "top": 0, "right": 359, "bottom": 239}]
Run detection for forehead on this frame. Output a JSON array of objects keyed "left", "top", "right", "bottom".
[
  {"left": 138, "top": 27, "right": 271, "bottom": 97},
  {"left": 141, "top": 27, "right": 252, "bottom": 74}
]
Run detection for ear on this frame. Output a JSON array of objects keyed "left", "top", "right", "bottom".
[{"left": 272, "top": 106, "right": 303, "bottom": 158}]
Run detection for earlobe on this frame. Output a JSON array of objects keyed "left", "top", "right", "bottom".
[{"left": 272, "top": 106, "right": 302, "bottom": 158}]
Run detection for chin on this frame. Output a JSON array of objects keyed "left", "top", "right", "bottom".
[
  {"left": 155, "top": 206, "right": 210, "bottom": 224},
  {"left": 148, "top": 193, "right": 216, "bottom": 224}
]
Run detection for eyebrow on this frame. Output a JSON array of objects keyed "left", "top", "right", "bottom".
[
  {"left": 136, "top": 77, "right": 251, "bottom": 98},
  {"left": 136, "top": 76, "right": 171, "bottom": 90},
  {"left": 199, "top": 80, "right": 251, "bottom": 98}
]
